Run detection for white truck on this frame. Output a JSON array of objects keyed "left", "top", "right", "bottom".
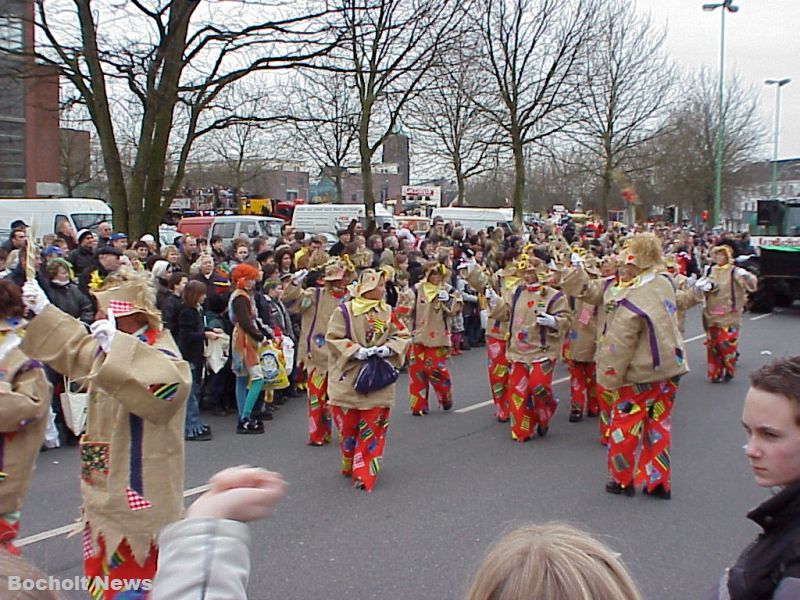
[
  {"left": 291, "top": 203, "right": 398, "bottom": 235},
  {"left": 0, "top": 198, "right": 112, "bottom": 241}
]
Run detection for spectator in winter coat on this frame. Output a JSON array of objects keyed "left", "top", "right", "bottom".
[
  {"left": 160, "top": 271, "right": 188, "bottom": 338},
  {"left": 67, "top": 230, "right": 97, "bottom": 276},
  {"left": 44, "top": 258, "right": 93, "bottom": 325}
]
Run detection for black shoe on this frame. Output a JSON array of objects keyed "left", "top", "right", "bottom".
[
  {"left": 723, "top": 372, "right": 734, "bottom": 383},
  {"left": 237, "top": 419, "right": 265, "bottom": 434},
  {"left": 411, "top": 409, "right": 429, "bottom": 416},
  {"left": 642, "top": 484, "right": 671, "bottom": 500},
  {"left": 537, "top": 424, "right": 549, "bottom": 437},
  {"left": 441, "top": 399, "right": 453, "bottom": 411},
  {"left": 497, "top": 415, "right": 510, "bottom": 423},
  {"left": 257, "top": 407, "right": 275, "bottom": 421},
  {"left": 711, "top": 375, "right": 724, "bottom": 384},
  {"left": 605, "top": 480, "right": 635, "bottom": 496},
  {"left": 568, "top": 410, "right": 583, "bottom": 423},
  {"left": 186, "top": 429, "right": 213, "bottom": 441},
  {"left": 586, "top": 410, "right": 599, "bottom": 418}
]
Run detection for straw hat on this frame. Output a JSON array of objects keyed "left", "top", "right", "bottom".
[
  {"left": 623, "top": 233, "right": 663, "bottom": 271},
  {"left": 323, "top": 256, "right": 355, "bottom": 281},
  {"left": 353, "top": 268, "right": 386, "bottom": 297}
]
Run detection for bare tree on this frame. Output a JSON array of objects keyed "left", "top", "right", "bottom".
[
  {"left": 59, "top": 127, "right": 92, "bottom": 195},
  {"left": 29, "top": 0, "right": 337, "bottom": 236},
  {"left": 286, "top": 69, "right": 359, "bottom": 203},
  {"left": 406, "top": 40, "right": 500, "bottom": 206},
  {"left": 645, "top": 68, "right": 766, "bottom": 220},
  {"left": 569, "top": 1, "right": 674, "bottom": 219},
  {"left": 478, "top": 0, "right": 599, "bottom": 226},
  {"left": 330, "top": 0, "right": 463, "bottom": 222}
]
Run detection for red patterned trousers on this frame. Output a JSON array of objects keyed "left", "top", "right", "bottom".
[
  {"left": 567, "top": 360, "right": 599, "bottom": 416},
  {"left": 408, "top": 344, "right": 453, "bottom": 413},
  {"left": 606, "top": 378, "right": 678, "bottom": 492},
  {"left": 0, "top": 511, "right": 20, "bottom": 555},
  {"left": 307, "top": 368, "right": 332, "bottom": 445},
  {"left": 332, "top": 406, "right": 391, "bottom": 492},
  {"left": 83, "top": 529, "right": 157, "bottom": 599},
  {"left": 507, "top": 360, "right": 557, "bottom": 442},
  {"left": 486, "top": 337, "right": 509, "bottom": 420},
  {"left": 597, "top": 384, "right": 614, "bottom": 446},
  {"left": 706, "top": 325, "right": 739, "bottom": 381}
]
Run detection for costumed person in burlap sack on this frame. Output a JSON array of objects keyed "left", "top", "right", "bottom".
[
  {"left": 399, "top": 261, "right": 462, "bottom": 415},
  {"left": 559, "top": 252, "right": 621, "bottom": 445},
  {"left": 562, "top": 253, "right": 602, "bottom": 424},
  {"left": 21, "top": 270, "right": 190, "bottom": 597},
  {"left": 325, "top": 269, "right": 411, "bottom": 492},
  {"left": 697, "top": 244, "right": 758, "bottom": 384},
  {"left": 0, "top": 280, "right": 50, "bottom": 555},
  {"left": 282, "top": 256, "right": 354, "bottom": 445},
  {"left": 485, "top": 256, "right": 569, "bottom": 442},
  {"left": 594, "top": 233, "right": 688, "bottom": 499},
  {"left": 662, "top": 254, "right": 703, "bottom": 335},
  {"left": 474, "top": 265, "right": 517, "bottom": 423}
]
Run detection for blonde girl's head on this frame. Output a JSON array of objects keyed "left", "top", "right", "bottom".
[{"left": 465, "top": 523, "right": 642, "bottom": 600}]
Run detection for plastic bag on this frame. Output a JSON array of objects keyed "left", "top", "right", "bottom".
[
  {"left": 354, "top": 355, "right": 399, "bottom": 395},
  {"left": 60, "top": 379, "right": 88, "bottom": 436},
  {"left": 479, "top": 308, "right": 489, "bottom": 330},
  {"left": 280, "top": 336, "right": 295, "bottom": 377},
  {"left": 43, "top": 406, "right": 60, "bottom": 449},
  {"left": 259, "top": 342, "right": 289, "bottom": 390}
]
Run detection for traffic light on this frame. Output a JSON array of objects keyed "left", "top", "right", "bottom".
[{"left": 702, "top": 210, "right": 708, "bottom": 222}]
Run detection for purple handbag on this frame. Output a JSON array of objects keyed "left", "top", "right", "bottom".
[{"left": 354, "top": 354, "right": 399, "bottom": 394}]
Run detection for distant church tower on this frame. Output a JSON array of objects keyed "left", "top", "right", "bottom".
[{"left": 382, "top": 127, "right": 410, "bottom": 186}]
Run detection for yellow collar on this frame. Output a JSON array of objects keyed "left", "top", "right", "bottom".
[
  {"left": 503, "top": 276, "right": 521, "bottom": 291},
  {"left": 421, "top": 281, "right": 441, "bottom": 302},
  {"left": 351, "top": 297, "right": 388, "bottom": 316}
]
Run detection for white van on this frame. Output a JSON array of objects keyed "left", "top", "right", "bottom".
[
  {"left": 429, "top": 207, "right": 513, "bottom": 231},
  {"left": 209, "top": 215, "right": 284, "bottom": 249},
  {"left": 291, "top": 203, "right": 398, "bottom": 236},
  {"left": 0, "top": 198, "right": 112, "bottom": 240}
]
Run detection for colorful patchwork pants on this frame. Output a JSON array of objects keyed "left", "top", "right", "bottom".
[
  {"left": 507, "top": 360, "right": 557, "bottom": 442},
  {"left": 606, "top": 378, "right": 678, "bottom": 492},
  {"left": 706, "top": 325, "right": 739, "bottom": 381},
  {"left": 0, "top": 511, "right": 20, "bottom": 555},
  {"left": 408, "top": 344, "right": 453, "bottom": 413},
  {"left": 83, "top": 530, "right": 157, "bottom": 599},
  {"left": 332, "top": 406, "right": 391, "bottom": 492},
  {"left": 568, "top": 360, "right": 599, "bottom": 416},
  {"left": 307, "top": 368, "right": 332, "bottom": 445},
  {"left": 597, "top": 384, "right": 614, "bottom": 446},
  {"left": 486, "top": 337, "right": 510, "bottom": 420}
]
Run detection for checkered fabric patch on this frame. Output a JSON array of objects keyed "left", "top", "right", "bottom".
[
  {"left": 82, "top": 525, "right": 94, "bottom": 560},
  {"left": 125, "top": 487, "right": 152, "bottom": 511},
  {"left": 108, "top": 300, "right": 135, "bottom": 315}
]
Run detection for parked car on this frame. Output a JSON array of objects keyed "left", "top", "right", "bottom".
[{"left": 209, "top": 215, "right": 284, "bottom": 249}]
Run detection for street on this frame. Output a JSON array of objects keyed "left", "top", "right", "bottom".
[{"left": 18, "top": 306, "right": 799, "bottom": 600}]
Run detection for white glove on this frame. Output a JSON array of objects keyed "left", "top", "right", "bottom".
[
  {"left": 374, "top": 345, "right": 392, "bottom": 358},
  {"left": 90, "top": 310, "right": 117, "bottom": 354},
  {"left": 685, "top": 274, "right": 697, "bottom": 286},
  {"left": 291, "top": 269, "right": 309, "bottom": 285},
  {"left": 437, "top": 290, "right": 450, "bottom": 302},
  {"left": 353, "top": 347, "right": 371, "bottom": 361},
  {"left": 536, "top": 313, "right": 558, "bottom": 329},
  {"left": 735, "top": 254, "right": 753, "bottom": 264},
  {"left": 22, "top": 280, "right": 50, "bottom": 315},
  {"left": 733, "top": 267, "right": 748, "bottom": 278},
  {"left": 695, "top": 277, "right": 714, "bottom": 293},
  {"left": 570, "top": 253, "right": 584, "bottom": 267}
]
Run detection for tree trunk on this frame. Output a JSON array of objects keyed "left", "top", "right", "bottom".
[
  {"left": 456, "top": 171, "right": 466, "bottom": 207},
  {"left": 512, "top": 133, "right": 525, "bottom": 227},
  {"left": 600, "top": 169, "right": 612, "bottom": 223},
  {"left": 359, "top": 115, "right": 375, "bottom": 225},
  {"left": 335, "top": 168, "right": 344, "bottom": 203}
]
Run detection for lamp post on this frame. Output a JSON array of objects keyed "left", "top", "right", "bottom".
[
  {"left": 765, "top": 78, "right": 791, "bottom": 199},
  {"left": 703, "top": 0, "right": 739, "bottom": 228}
]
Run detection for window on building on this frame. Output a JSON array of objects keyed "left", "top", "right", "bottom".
[{"left": 0, "top": 11, "right": 24, "bottom": 52}]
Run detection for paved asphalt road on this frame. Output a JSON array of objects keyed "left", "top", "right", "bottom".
[{"left": 16, "top": 306, "right": 800, "bottom": 599}]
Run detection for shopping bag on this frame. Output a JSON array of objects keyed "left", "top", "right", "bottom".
[
  {"left": 259, "top": 342, "right": 289, "bottom": 390},
  {"left": 205, "top": 333, "right": 230, "bottom": 374},
  {"left": 43, "top": 407, "right": 60, "bottom": 449},
  {"left": 479, "top": 308, "right": 489, "bottom": 331},
  {"left": 60, "top": 379, "right": 88, "bottom": 436},
  {"left": 354, "top": 355, "right": 399, "bottom": 395}
]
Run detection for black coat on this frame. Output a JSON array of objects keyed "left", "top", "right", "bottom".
[
  {"left": 47, "top": 281, "right": 94, "bottom": 324},
  {"left": 177, "top": 304, "right": 206, "bottom": 367},
  {"left": 719, "top": 480, "right": 800, "bottom": 599},
  {"left": 161, "top": 294, "right": 182, "bottom": 338},
  {"left": 68, "top": 246, "right": 96, "bottom": 276}
]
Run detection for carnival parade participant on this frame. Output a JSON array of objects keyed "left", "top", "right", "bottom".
[
  {"left": 560, "top": 253, "right": 621, "bottom": 445},
  {"left": 229, "top": 263, "right": 270, "bottom": 435},
  {"left": 486, "top": 256, "right": 569, "bottom": 442},
  {"left": 594, "top": 234, "right": 688, "bottom": 499},
  {"left": 325, "top": 269, "right": 411, "bottom": 491},
  {"left": 282, "top": 256, "right": 354, "bottom": 445},
  {"left": 697, "top": 244, "right": 758, "bottom": 384},
  {"left": 562, "top": 255, "right": 601, "bottom": 424},
  {"left": 21, "top": 270, "right": 191, "bottom": 597},
  {"left": 479, "top": 266, "right": 518, "bottom": 423},
  {"left": 0, "top": 280, "right": 50, "bottom": 555},
  {"left": 401, "top": 260, "right": 462, "bottom": 415}
]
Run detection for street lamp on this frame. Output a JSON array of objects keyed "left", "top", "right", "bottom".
[
  {"left": 703, "top": 0, "right": 739, "bottom": 228},
  {"left": 765, "top": 78, "right": 791, "bottom": 199}
]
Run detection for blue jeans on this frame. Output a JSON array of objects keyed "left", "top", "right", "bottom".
[{"left": 185, "top": 365, "right": 206, "bottom": 436}]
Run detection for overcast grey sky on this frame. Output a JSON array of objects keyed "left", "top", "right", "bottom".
[{"left": 635, "top": 0, "right": 800, "bottom": 161}]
